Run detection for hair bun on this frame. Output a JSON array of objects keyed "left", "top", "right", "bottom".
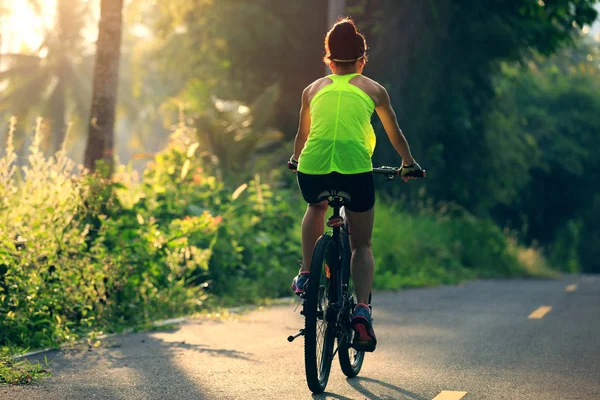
[
  {"left": 333, "top": 21, "right": 357, "bottom": 35},
  {"left": 324, "top": 18, "right": 367, "bottom": 63}
]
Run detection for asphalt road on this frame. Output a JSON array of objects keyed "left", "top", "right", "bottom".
[{"left": 4, "top": 275, "right": 600, "bottom": 400}]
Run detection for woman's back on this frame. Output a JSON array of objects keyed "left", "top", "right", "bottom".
[{"left": 298, "top": 73, "right": 378, "bottom": 175}]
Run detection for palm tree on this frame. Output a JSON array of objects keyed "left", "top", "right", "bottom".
[
  {"left": 0, "top": 0, "right": 93, "bottom": 153},
  {"left": 83, "top": 0, "right": 123, "bottom": 172},
  {"left": 168, "top": 80, "right": 284, "bottom": 185}
]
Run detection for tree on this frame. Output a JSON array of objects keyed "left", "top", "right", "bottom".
[
  {"left": 490, "top": 40, "right": 600, "bottom": 272},
  {"left": 348, "top": 0, "right": 598, "bottom": 212},
  {"left": 84, "top": 0, "right": 124, "bottom": 172},
  {"left": 129, "top": 0, "right": 327, "bottom": 138},
  {"left": 170, "top": 80, "right": 284, "bottom": 185}
]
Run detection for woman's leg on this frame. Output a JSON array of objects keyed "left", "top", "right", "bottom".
[
  {"left": 301, "top": 201, "right": 329, "bottom": 272},
  {"left": 346, "top": 206, "right": 375, "bottom": 305}
]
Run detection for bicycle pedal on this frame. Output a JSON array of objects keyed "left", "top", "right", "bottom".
[{"left": 287, "top": 329, "right": 305, "bottom": 343}]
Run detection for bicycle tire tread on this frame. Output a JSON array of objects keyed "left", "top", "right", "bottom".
[{"left": 304, "top": 234, "right": 335, "bottom": 394}]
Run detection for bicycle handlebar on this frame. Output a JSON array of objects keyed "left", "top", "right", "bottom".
[
  {"left": 288, "top": 162, "right": 426, "bottom": 180},
  {"left": 373, "top": 166, "right": 426, "bottom": 180}
]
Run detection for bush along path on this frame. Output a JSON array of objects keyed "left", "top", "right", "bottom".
[{"left": 0, "top": 127, "right": 300, "bottom": 369}]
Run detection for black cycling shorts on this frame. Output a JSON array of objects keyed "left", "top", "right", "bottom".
[{"left": 297, "top": 171, "right": 375, "bottom": 212}]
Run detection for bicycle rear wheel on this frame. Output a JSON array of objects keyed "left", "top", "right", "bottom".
[
  {"left": 338, "top": 224, "right": 365, "bottom": 378},
  {"left": 304, "top": 234, "right": 336, "bottom": 394}
]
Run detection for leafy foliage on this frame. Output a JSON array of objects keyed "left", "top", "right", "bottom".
[
  {"left": 127, "top": 0, "right": 326, "bottom": 134},
  {"left": 118, "top": 130, "right": 301, "bottom": 304},
  {"left": 489, "top": 40, "right": 600, "bottom": 272},
  {"left": 351, "top": 0, "right": 598, "bottom": 212},
  {"left": 167, "top": 81, "right": 286, "bottom": 185},
  {"left": 0, "top": 119, "right": 300, "bottom": 351},
  {"left": 348, "top": 0, "right": 599, "bottom": 271}
]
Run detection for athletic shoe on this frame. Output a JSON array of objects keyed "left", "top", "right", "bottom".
[{"left": 351, "top": 303, "right": 377, "bottom": 352}]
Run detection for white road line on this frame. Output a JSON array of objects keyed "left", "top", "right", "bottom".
[{"left": 528, "top": 306, "right": 552, "bottom": 319}]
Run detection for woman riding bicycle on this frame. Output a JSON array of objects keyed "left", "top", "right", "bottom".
[{"left": 290, "top": 17, "right": 423, "bottom": 352}]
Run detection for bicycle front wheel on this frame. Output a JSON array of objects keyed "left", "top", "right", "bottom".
[{"left": 304, "top": 234, "right": 336, "bottom": 394}]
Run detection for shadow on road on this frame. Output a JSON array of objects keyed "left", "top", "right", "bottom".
[
  {"left": 143, "top": 337, "right": 255, "bottom": 361},
  {"left": 312, "top": 392, "right": 355, "bottom": 400},
  {"left": 16, "top": 325, "right": 255, "bottom": 399},
  {"left": 345, "top": 376, "right": 426, "bottom": 400}
]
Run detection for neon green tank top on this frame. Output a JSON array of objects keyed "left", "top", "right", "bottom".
[{"left": 298, "top": 73, "right": 376, "bottom": 175}]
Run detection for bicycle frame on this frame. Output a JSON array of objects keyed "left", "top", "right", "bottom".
[
  {"left": 322, "top": 192, "right": 358, "bottom": 354},
  {"left": 287, "top": 192, "right": 353, "bottom": 347},
  {"left": 325, "top": 194, "right": 345, "bottom": 304}
]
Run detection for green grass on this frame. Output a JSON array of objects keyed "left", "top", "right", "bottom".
[{"left": 0, "top": 352, "right": 50, "bottom": 386}]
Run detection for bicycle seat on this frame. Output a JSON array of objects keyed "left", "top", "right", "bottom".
[{"left": 317, "top": 190, "right": 352, "bottom": 205}]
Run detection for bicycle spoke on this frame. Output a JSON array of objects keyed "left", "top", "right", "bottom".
[
  {"left": 349, "top": 347, "right": 357, "bottom": 364},
  {"left": 316, "top": 322, "right": 324, "bottom": 361},
  {"left": 316, "top": 273, "right": 331, "bottom": 379}
]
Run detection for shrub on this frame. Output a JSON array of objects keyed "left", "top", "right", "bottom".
[
  {"left": 0, "top": 124, "right": 220, "bottom": 349},
  {"left": 123, "top": 131, "right": 301, "bottom": 305},
  {"left": 372, "top": 200, "right": 526, "bottom": 289},
  {"left": 0, "top": 122, "right": 302, "bottom": 351},
  {"left": 1, "top": 119, "right": 100, "bottom": 348}
]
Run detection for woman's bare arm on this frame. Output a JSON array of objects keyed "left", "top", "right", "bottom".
[
  {"left": 375, "top": 87, "right": 415, "bottom": 166},
  {"left": 292, "top": 86, "right": 311, "bottom": 160}
]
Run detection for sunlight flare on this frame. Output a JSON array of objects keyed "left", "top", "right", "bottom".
[{"left": 3, "top": 0, "right": 56, "bottom": 52}]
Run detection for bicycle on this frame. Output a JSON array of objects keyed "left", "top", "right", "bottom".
[{"left": 287, "top": 165, "right": 426, "bottom": 394}]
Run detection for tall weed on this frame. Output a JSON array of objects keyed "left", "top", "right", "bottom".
[{"left": 1, "top": 119, "right": 94, "bottom": 347}]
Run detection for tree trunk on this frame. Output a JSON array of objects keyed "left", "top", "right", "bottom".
[
  {"left": 326, "top": 0, "right": 346, "bottom": 74},
  {"left": 328, "top": 0, "right": 346, "bottom": 26},
  {"left": 84, "top": 0, "right": 123, "bottom": 173}
]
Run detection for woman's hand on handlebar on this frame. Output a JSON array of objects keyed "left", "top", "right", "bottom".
[
  {"left": 288, "top": 155, "right": 299, "bottom": 171},
  {"left": 400, "top": 161, "right": 425, "bottom": 182}
]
